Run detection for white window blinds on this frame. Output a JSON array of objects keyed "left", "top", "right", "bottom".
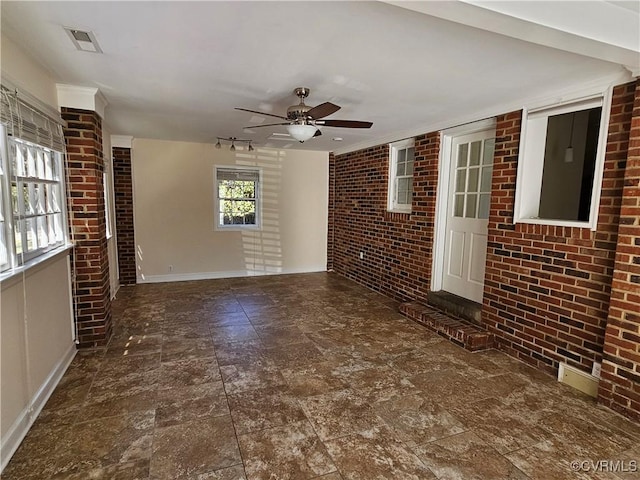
[
  {"left": 216, "top": 168, "right": 260, "bottom": 182},
  {"left": 0, "top": 84, "right": 66, "bottom": 152}
]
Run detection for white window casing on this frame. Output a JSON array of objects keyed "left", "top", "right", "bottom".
[
  {"left": 514, "top": 87, "right": 612, "bottom": 230},
  {"left": 214, "top": 166, "right": 261, "bottom": 230},
  {"left": 388, "top": 138, "right": 415, "bottom": 213},
  {"left": 0, "top": 132, "right": 10, "bottom": 271},
  {"left": 0, "top": 84, "right": 69, "bottom": 274}
]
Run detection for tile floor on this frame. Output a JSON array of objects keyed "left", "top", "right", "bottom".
[{"left": 4, "top": 272, "right": 640, "bottom": 479}]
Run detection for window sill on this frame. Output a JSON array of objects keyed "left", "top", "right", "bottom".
[
  {"left": 215, "top": 225, "right": 261, "bottom": 232},
  {"left": 514, "top": 217, "right": 595, "bottom": 231},
  {"left": 0, "top": 243, "right": 74, "bottom": 287},
  {"left": 384, "top": 210, "right": 411, "bottom": 222}
]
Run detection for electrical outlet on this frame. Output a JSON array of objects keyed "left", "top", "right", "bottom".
[
  {"left": 592, "top": 361, "right": 602, "bottom": 378},
  {"left": 359, "top": 251, "right": 364, "bottom": 260}
]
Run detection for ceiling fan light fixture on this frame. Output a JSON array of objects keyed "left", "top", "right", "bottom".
[{"left": 287, "top": 124, "right": 317, "bottom": 142}]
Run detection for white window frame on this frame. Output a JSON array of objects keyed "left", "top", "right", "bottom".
[
  {"left": 387, "top": 138, "right": 415, "bottom": 213},
  {"left": 6, "top": 136, "right": 68, "bottom": 265},
  {"left": 0, "top": 129, "right": 11, "bottom": 271},
  {"left": 514, "top": 88, "right": 612, "bottom": 231},
  {"left": 103, "top": 156, "right": 116, "bottom": 240},
  {"left": 214, "top": 166, "right": 261, "bottom": 230}
]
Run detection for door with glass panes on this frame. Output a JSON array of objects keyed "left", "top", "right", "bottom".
[{"left": 442, "top": 131, "right": 495, "bottom": 303}]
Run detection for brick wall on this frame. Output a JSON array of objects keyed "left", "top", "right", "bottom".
[
  {"left": 599, "top": 80, "right": 640, "bottom": 421},
  {"left": 62, "top": 107, "right": 112, "bottom": 348},
  {"left": 330, "top": 133, "right": 440, "bottom": 301},
  {"left": 112, "top": 147, "right": 136, "bottom": 285},
  {"left": 327, "top": 152, "right": 335, "bottom": 271},
  {"left": 329, "top": 81, "right": 637, "bottom": 371},
  {"left": 483, "top": 83, "right": 635, "bottom": 376}
]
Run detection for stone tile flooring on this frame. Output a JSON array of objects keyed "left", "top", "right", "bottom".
[{"left": 4, "top": 272, "right": 640, "bottom": 479}]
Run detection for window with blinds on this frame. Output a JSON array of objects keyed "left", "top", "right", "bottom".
[
  {"left": 215, "top": 167, "right": 260, "bottom": 229},
  {"left": 0, "top": 84, "right": 68, "bottom": 272},
  {"left": 0, "top": 85, "right": 65, "bottom": 152},
  {"left": 0, "top": 137, "right": 9, "bottom": 271}
]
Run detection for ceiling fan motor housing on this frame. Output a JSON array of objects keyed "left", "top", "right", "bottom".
[
  {"left": 287, "top": 87, "right": 312, "bottom": 121},
  {"left": 287, "top": 104, "right": 312, "bottom": 121}
]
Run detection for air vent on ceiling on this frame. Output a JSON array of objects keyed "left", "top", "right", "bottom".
[{"left": 64, "top": 27, "right": 103, "bottom": 53}]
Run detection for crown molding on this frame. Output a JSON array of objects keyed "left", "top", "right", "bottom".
[
  {"left": 56, "top": 84, "right": 108, "bottom": 119},
  {"left": 111, "top": 135, "right": 133, "bottom": 148}
]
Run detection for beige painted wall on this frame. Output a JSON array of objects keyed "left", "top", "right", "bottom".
[
  {"left": 0, "top": 34, "right": 76, "bottom": 470},
  {"left": 132, "top": 138, "right": 328, "bottom": 281},
  {"left": 1, "top": 33, "right": 58, "bottom": 109},
  {"left": 0, "top": 254, "right": 75, "bottom": 468}
]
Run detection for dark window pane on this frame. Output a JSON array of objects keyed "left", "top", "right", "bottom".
[{"left": 539, "top": 107, "right": 601, "bottom": 221}]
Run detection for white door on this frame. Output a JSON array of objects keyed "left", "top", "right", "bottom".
[{"left": 442, "top": 131, "right": 495, "bottom": 303}]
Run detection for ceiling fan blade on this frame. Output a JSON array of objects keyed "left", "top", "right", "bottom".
[
  {"left": 316, "top": 119, "right": 373, "bottom": 128},
  {"left": 235, "top": 108, "right": 288, "bottom": 120},
  {"left": 306, "top": 102, "right": 341, "bottom": 120},
  {"left": 314, "top": 129, "right": 323, "bottom": 137},
  {"left": 243, "top": 122, "right": 290, "bottom": 129}
]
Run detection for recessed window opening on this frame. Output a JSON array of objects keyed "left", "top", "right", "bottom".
[
  {"left": 539, "top": 107, "right": 601, "bottom": 222},
  {"left": 514, "top": 91, "right": 610, "bottom": 230},
  {"left": 387, "top": 138, "right": 415, "bottom": 213},
  {"left": 215, "top": 167, "right": 260, "bottom": 229}
]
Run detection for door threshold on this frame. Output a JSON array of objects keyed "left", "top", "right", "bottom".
[{"left": 427, "top": 290, "right": 482, "bottom": 326}]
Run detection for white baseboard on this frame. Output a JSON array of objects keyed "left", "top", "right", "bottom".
[
  {"left": 138, "top": 266, "right": 327, "bottom": 284},
  {"left": 0, "top": 342, "right": 76, "bottom": 473}
]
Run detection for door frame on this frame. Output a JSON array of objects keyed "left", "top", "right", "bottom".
[{"left": 431, "top": 118, "right": 497, "bottom": 293}]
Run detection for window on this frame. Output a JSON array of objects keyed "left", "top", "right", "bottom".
[
  {"left": 453, "top": 138, "right": 494, "bottom": 219},
  {"left": 0, "top": 85, "right": 68, "bottom": 273},
  {"left": 103, "top": 171, "right": 112, "bottom": 239},
  {"left": 0, "top": 134, "right": 9, "bottom": 271},
  {"left": 215, "top": 167, "right": 260, "bottom": 229},
  {"left": 514, "top": 92, "right": 610, "bottom": 230},
  {"left": 388, "top": 139, "right": 415, "bottom": 213},
  {"left": 8, "top": 137, "right": 66, "bottom": 263}
]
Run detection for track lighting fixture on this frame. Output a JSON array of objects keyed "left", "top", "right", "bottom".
[{"left": 215, "top": 137, "right": 254, "bottom": 152}]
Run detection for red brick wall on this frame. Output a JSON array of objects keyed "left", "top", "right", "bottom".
[
  {"left": 483, "top": 83, "right": 635, "bottom": 376},
  {"left": 327, "top": 152, "right": 335, "bottom": 271},
  {"left": 112, "top": 147, "right": 136, "bottom": 285},
  {"left": 330, "top": 133, "right": 440, "bottom": 301},
  {"left": 62, "top": 107, "right": 112, "bottom": 348},
  {"left": 599, "top": 80, "right": 640, "bottom": 421}
]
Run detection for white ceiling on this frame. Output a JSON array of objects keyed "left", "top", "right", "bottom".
[{"left": 1, "top": 1, "right": 637, "bottom": 154}]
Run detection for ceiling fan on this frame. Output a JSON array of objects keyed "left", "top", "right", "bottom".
[{"left": 236, "top": 87, "right": 373, "bottom": 142}]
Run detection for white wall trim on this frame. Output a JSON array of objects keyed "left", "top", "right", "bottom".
[
  {"left": 431, "top": 120, "right": 497, "bottom": 293},
  {"left": 0, "top": 342, "right": 76, "bottom": 473},
  {"left": 111, "top": 135, "right": 133, "bottom": 149},
  {"left": 56, "top": 84, "right": 108, "bottom": 118},
  {"left": 513, "top": 85, "right": 613, "bottom": 231},
  {"left": 138, "top": 266, "right": 327, "bottom": 284}
]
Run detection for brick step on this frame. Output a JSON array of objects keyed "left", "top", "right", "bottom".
[
  {"left": 399, "top": 301, "right": 494, "bottom": 352},
  {"left": 427, "top": 290, "right": 482, "bottom": 326}
]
